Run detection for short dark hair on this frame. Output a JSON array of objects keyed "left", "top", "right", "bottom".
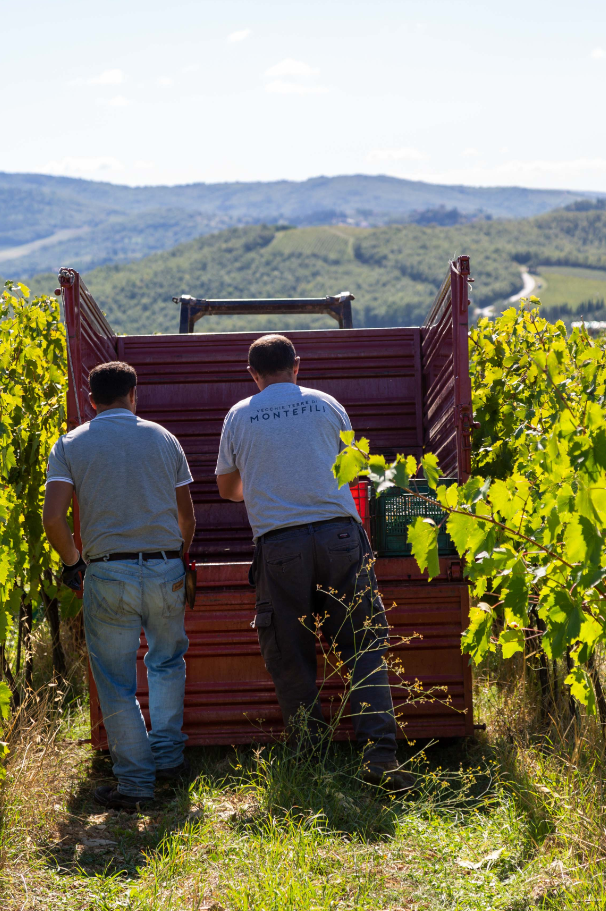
[
  {"left": 89, "top": 361, "right": 137, "bottom": 405},
  {"left": 248, "top": 335, "right": 296, "bottom": 377}
]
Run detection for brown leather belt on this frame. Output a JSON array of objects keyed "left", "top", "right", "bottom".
[{"left": 89, "top": 550, "right": 181, "bottom": 563}]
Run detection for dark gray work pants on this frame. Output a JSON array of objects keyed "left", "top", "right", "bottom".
[{"left": 250, "top": 516, "right": 397, "bottom": 763}]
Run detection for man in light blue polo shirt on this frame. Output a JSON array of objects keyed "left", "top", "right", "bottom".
[{"left": 43, "top": 361, "right": 196, "bottom": 810}]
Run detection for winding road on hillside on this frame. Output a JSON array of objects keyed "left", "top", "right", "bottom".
[{"left": 507, "top": 270, "right": 536, "bottom": 302}]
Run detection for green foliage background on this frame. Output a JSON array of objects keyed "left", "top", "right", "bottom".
[
  {"left": 335, "top": 304, "right": 606, "bottom": 714},
  {"left": 25, "top": 207, "right": 606, "bottom": 336},
  {"left": 0, "top": 284, "right": 67, "bottom": 665}
]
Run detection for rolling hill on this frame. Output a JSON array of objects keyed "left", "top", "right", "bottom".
[
  {"left": 0, "top": 171, "right": 600, "bottom": 280},
  {"left": 26, "top": 207, "right": 606, "bottom": 336}
]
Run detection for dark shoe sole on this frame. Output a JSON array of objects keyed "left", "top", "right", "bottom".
[{"left": 93, "top": 786, "right": 153, "bottom": 812}]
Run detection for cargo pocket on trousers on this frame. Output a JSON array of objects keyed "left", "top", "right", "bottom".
[
  {"left": 251, "top": 601, "right": 281, "bottom": 675},
  {"left": 162, "top": 572, "right": 186, "bottom": 618}
]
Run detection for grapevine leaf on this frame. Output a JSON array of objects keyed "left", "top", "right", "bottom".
[
  {"left": 575, "top": 616, "right": 604, "bottom": 664},
  {"left": 366, "top": 454, "right": 388, "bottom": 483},
  {"left": 499, "top": 628, "right": 525, "bottom": 659},
  {"left": 340, "top": 430, "right": 355, "bottom": 446},
  {"left": 502, "top": 575, "right": 529, "bottom": 628},
  {"left": 542, "top": 591, "right": 585, "bottom": 659},
  {"left": 591, "top": 429, "right": 606, "bottom": 470},
  {"left": 392, "top": 455, "right": 416, "bottom": 490},
  {"left": 564, "top": 667, "right": 596, "bottom": 715},
  {"left": 421, "top": 453, "right": 442, "bottom": 491},
  {"left": 0, "top": 682, "right": 10, "bottom": 721},
  {"left": 446, "top": 512, "right": 476, "bottom": 555},
  {"left": 333, "top": 446, "right": 368, "bottom": 487},
  {"left": 436, "top": 483, "right": 458, "bottom": 509},
  {"left": 488, "top": 479, "right": 511, "bottom": 518},
  {"left": 407, "top": 517, "right": 440, "bottom": 580},
  {"left": 589, "top": 485, "right": 606, "bottom": 524},
  {"left": 462, "top": 604, "right": 494, "bottom": 662},
  {"left": 563, "top": 516, "right": 586, "bottom": 563}
]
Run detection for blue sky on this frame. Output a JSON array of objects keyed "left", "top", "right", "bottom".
[{"left": 2, "top": 0, "right": 605, "bottom": 191}]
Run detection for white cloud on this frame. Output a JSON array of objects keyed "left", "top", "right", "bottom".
[
  {"left": 135, "top": 160, "right": 155, "bottom": 170},
  {"left": 97, "top": 95, "right": 130, "bottom": 107},
  {"left": 43, "top": 156, "right": 125, "bottom": 175},
  {"left": 265, "top": 79, "right": 328, "bottom": 95},
  {"left": 265, "top": 58, "right": 319, "bottom": 78},
  {"left": 591, "top": 47, "right": 606, "bottom": 59},
  {"left": 181, "top": 64, "right": 199, "bottom": 74},
  {"left": 228, "top": 28, "right": 251, "bottom": 43},
  {"left": 367, "top": 147, "right": 424, "bottom": 162},
  {"left": 462, "top": 147, "right": 479, "bottom": 157},
  {"left": 156, "top": 77, "right": 173, "bottom": 86},
  {"left": 89, "top": 68, "right": 124, "bottom": 85}
]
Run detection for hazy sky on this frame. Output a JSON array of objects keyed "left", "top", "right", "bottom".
[{"left": 2, "top": 0, "right": 605, "bottom": 191}]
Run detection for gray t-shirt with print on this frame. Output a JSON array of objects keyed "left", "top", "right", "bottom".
[
  {"left": 216, "top": 383, "right": 360, "bottom": 541},
  {"left": 46, "top": 408, "right": 193, "bottom": 560}
]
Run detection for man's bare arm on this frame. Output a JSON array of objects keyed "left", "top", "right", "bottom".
[
  {"left": 176, "top": 484, "right": 196, "bottom": 552},
  {"left": 217, "top": 469, "right": 244, "bottom": 502},
  {"left": 43, "top": 481, "right": 80, "bottom": 564}
]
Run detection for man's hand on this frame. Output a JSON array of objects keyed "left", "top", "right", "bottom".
[
  {"left": 62, "top": 554, "right": 87, "bottom": 591},
  {"left": 217, "top": 469, "right": 244, "bottom": 502}
]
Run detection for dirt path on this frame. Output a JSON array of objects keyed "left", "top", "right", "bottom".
[{"left": 507, "top": 270, "right": 536, "bottom": 303}]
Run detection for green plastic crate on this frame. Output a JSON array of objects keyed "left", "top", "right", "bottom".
[{"left": 372, "top": 479, "right": 458, "bottom": 557}]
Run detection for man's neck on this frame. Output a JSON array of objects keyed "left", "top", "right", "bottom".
[
  {"left": 95, "top": 401, "right": 134, "bottom": 415},
  {"left": 258, "top": 374, "right": 297, "bottom": 392},
  {"left": 256, "top": 373, "right": 298, "bottom": 392}
]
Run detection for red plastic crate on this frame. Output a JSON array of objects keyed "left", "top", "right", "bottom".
[{"left": 350, "top": 480, "right": 372, "bottom": 541}]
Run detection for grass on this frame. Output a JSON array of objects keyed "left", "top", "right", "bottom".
[
  {"left": 2, "top": 627, "right": 606, "bottom": 910},
  {"left": 2, "top": 677, "right": 606, "bottom": 910},
  {"left": 269, "top": 227, "right": 369, "bottom": 262},
  {"left": 534, "top": 265, "right": 606, "bottom": 311}
]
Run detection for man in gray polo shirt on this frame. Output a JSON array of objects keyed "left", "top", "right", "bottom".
[
  {"left": 43, "top": 361, "right": 196, "bottom": 810},
  {"left": 216, "top": 334, "right": 413, "bottom": 791}
]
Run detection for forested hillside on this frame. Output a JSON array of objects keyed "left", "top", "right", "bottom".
[
  {"left": 0, "top": 170, "right": 598, "bottom": 279},
  {"left": 27, "top": 206, "right": 606, "bottom": 335}
]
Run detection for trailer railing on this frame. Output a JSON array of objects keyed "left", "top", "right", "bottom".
[{"left": 173, "top": 292, "right": 355, "bottom": 333}]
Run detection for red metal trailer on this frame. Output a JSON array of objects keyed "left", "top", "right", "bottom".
[{"left": 59, "top": 256, "right": 475, "bottom": 748}]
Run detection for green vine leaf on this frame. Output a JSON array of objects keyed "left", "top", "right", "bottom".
[{"left": 407, "top": 517, "right": 440, "bottom": 580}]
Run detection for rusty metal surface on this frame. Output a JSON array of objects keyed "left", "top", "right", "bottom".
[
  {"left": 90, "top": 559, "right": 473, "bottom": 748},
  {"left": 59, "top": 268, "right": 117, "bottom": 430},
  {"left": 175, "top": 293, "right": 355, "bottom": 333},
  {"left": 60, "top": 261, "right": 475, "bottom": 749},
  {"left": 422, "top": 256, "right": 472, "bottom": 482}
]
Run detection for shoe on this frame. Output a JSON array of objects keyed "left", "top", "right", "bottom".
[
  {"left": 93, "top": 785, "right": 153, "bottom": 811},
  {"left": 156, "top": 758, "right": 191, "bottom": 781},
  {"left": 362, "top": 762, "right": 416, "bottom": 793}
]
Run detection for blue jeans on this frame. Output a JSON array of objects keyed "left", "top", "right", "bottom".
[{"left": 83, "top": 556, "right": 188, "bottom": 797}]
